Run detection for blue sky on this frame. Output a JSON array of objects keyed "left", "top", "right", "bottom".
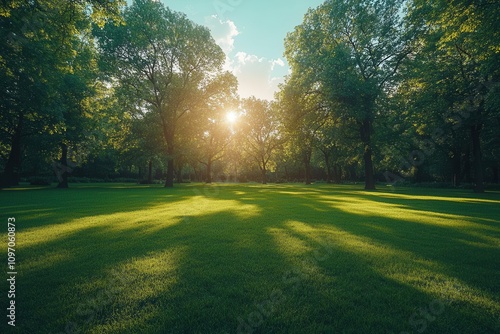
[{"left": 160, "top": 0, "right": 325, "bottom": 100}]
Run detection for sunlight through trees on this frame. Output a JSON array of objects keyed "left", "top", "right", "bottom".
[{"left": 1, "top": 0, "right": 498, "bottom": 190}]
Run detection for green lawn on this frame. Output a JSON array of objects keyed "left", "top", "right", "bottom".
[{"left": 1, "top": 183, "right": 499, "bottom": 333}]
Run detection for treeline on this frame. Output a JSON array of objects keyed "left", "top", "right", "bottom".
[{"left": 1, "top": 0, "right": 499, "bottom": 192}]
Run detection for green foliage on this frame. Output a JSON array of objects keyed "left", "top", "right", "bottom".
[
  {"left": 95, "top": 0, "right": 236, "bottom": 187},
  {"left": 399, "top": 0, "right": 500, "bottom": 190},
  {"left": 0, "top": 0, "right": 125, "bottom": 187},
  {"left": 283, "top": 0, "right": 412, "bottom": 189},
  {"left": 278, "top": 0, "right": 499, "bottom": 188},
  {"left": 285, "top": 0, "right": 410, "bottom": 116},
  {"left": 1, "top": 0, "right": 498, "bottom": 188},
  {"left": 237, "top": 97, "right": 283, "bottom": 184}
]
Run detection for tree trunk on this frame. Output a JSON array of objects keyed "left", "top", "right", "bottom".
[
  {"left": 147, "top": 159, "right": 153, "bottom": 184},
  {"left": 471, "top": 124, "right": 484, "bottom": 193},
  {"left": 165, "top": 144, "right": 175, "bottom": 187},
  {"left": 303, "top": 147, "right": 312, "bottom": 185},
  {"left": 333, "top": 165, "right": 342, "bottom": 184},
  {"left": 261, "top": 164, "right": 267, "bottom": 184},
  {"left": 57, "top": 143, "right": 69, "bottom": 189},
  {"left": 304, "top": 162, "right": 312, "bottom": 185},
  {"left": 463, "top": 148, "right": 472, "bottom": 183},
  {"left": 165, "top": 157, "right": 174, "bottom": 188},
  {"left": 163, "top": 120, "right": 176, "bottom": 188},
  {"left": 363, "top": 147, "right": 375, "bottom": 189},
  {"left": 206, "top": 158, "right": 213, "bottom": 184},
  {"left": 492, "top": 163, "right": 499, "bottom": 184},
  {"left": 452, "top": 149, "right": 462, "bottom": 187},
  {"left": 176, "top": 164, "right": 183, "bottom": 183},
  {"left": 164, "top": 131, "right": 175, "bottom": 187},
  {"left": 322, "top": 149, "right": 332, "bottom": 183},
  {"left": 1, "top": 117, "right": 23, "bottom": 188},
  {"left": 360, "top": 119, "right": 376, "bottom": 190}
]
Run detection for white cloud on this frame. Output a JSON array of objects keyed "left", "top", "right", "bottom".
[
  {"left": 232, "top": 52, "right": 286, "bottom": 101},
  {"left": 205, "top": 15, "right": 239, "bottom": 54},
  {"left": 272, "top": 58, "right": 285, "bottom": 70},
  {"left": 204, "top": 17, "right": 287, "bottom": 101}
]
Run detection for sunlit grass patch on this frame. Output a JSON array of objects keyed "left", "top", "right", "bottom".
[{"left": 1, "top": 183, "right": 499, "bottom": 333}]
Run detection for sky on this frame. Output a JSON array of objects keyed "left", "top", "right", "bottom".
[{"left": 160, "top": 0, "right": 325, "bottom": 101}]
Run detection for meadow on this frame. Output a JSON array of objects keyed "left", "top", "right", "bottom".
[{"left": 1, "top": 183, "right": 499, "bottom": 333}]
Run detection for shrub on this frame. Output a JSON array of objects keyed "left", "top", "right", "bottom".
[{"left": 29, "top": 177, "right": 52, "bottom": 186}]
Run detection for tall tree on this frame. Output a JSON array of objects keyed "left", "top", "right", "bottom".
[
  {"left": 96, "top": 0, "right": 235, "bottom": 187},
  {"left": 314, "top": 117, "right": 349, "bottom": 183},
  {"left": 406, "top": 0, "right": 500, "bottom": 192},
  {"left": 0, "top": 0, "right": 124, "bottom": 187},
  {"left": 239, "top": 97, "right": 282, "bottom": 184},
  {"left": 279, "top": 76, "right": 331, "bottom": 185},
  {"left": 178, "top": 73, "right": 238, "bottom": 183},
  {"left": 284, "top": 0, "right": 411, "bottom": 190}
]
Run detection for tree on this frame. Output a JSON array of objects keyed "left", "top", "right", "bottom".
[
  {"left": 96, "top": 0, "right": 235, "bottom": 187},
  {"left": 314, "top": 117, "right": 349, "bottom": 183},
  {"left": 54, "top": 44, "right": 104, "bottom": 188},
  {"left": 284, "top": 0, "right": 411, "bottom": 190},
  {"left": 120, "top": 107, "right": 166, "bottom": 183},
  {"left": 0, "top": 0, "right": 124, "bottom": 188},
  {"left": 178, "top": 72, "right": 238, "bottom": 184},
  {"left": 239, "top": 97, "right": 282, "bottom": 184},
  {"left": 406, "top": 0, "right": 500, "bottom": 192},
  {"left": 279, "top": 76, "right": 331, "bottom": 185}
]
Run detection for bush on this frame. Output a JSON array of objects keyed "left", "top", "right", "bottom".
[
  {"left": 384, "top": 181, "right": 478, "bottom": 189},
  {"left": 113, "top": 178, "right": 140, "bottom": 183},
  {"left": 68, "top": 177, "right": 96, "bottom": 183},
  {"left": 29, "top": 177, "right": 52, "bottom": 186},
  {"left": 67, "top": 177, "right": 140, "bottom": 183}
]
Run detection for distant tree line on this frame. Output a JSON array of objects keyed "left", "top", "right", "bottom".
[{"left": 1, "top": 0, "right": 499, "bottom": 192}]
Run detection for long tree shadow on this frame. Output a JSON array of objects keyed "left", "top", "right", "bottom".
[
  {"left": 7, "top": 183, "right": 500, "bottom": 333},
  {"left": 17, "top": 205, "right": 282, "bottom": 333},
  {"left": 206, "top": 184, "right": 500, "bottom": 332},
  {"left": 0, "top": 184, "right": 193, "bottom": 230}
]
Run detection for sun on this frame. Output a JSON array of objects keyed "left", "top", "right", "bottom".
[{"left": 226, "top": 111, "right": 238, "bottom": 124}]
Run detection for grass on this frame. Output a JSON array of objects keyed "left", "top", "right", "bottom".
[{"left": 1, "top": 183, "right": 499, "bottom": 334}]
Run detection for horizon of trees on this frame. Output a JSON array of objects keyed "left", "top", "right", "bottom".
[{"left": 1, "top": 0, "right": 499, "bottom": 192}]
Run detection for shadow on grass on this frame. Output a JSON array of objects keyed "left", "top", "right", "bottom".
[
  {"left": 0, "top": 184, "right": 192, "bottom": 230},
  {"left": 2, "top": 183, "right": 499, "bottom": 333}
]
